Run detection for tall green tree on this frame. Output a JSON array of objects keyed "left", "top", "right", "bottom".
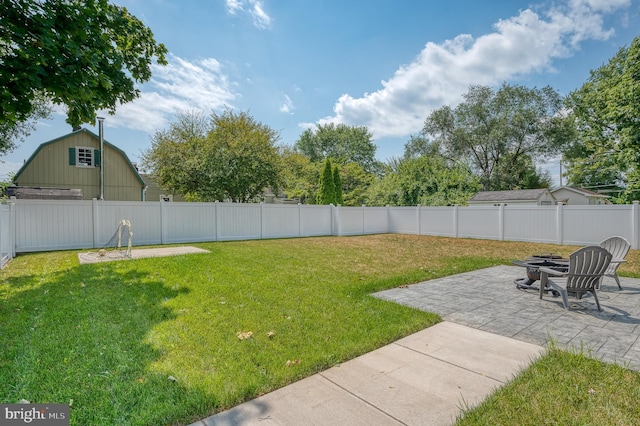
[
  {"left": 142, "top": 110, "right": 281, "bottom": 202},
  {"left": 491, "top": 154, "right": 552, "bottom": 190},
  {"left": 423, "top": 83, "right": 570, "bottom": 191},
  {"left": 295, "top": 123, "right": 380, "bottom": 173},
  {"left": 403, "top": 134, "right": 441, "bottom": 159},
  {"left": 316, "top": 159, "right": 336, "bottom": 205},
  {"left": 0, "top": 0, "right": 167, "bottom": 138},
  {"left": 564, "top": 35, "right": 640, "bottom": 202},
  {"left": 333, "top": 166, "right": 344, "bottom": 205},
  {"left": 340, "top": 162, "right": 375, "bottom": 206},
  {"left": 365, "top": 155, "right": 480, "bottom": 206},
  {"left": 278, "top": 146, "right": 319, "bottom": 203}
]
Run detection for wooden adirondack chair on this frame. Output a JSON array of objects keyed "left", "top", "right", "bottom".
[
  {"left": 539, "top": 246, "right": 612, "bottom": 312},
  {"left": 599, "top": 236, "right": 630, "bottom": 290}
]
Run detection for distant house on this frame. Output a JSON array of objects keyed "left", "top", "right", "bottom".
[
  {"left": 550, "top": 186, "right": 609, "bottom": 205},
  {"left": 12, "top": 128, "right": 146, "bottom": 201},
  {"left": 140, "top": 174, "right": 186, "bottom": 202},
  {"left": 468, "top": 189, "right": 557, "bottom": 206}
]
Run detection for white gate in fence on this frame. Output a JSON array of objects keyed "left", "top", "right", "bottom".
[{"left": 2, "top": 199, "right": 639, "bottom": 257}]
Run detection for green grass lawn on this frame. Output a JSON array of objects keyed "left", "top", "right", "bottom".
[
  {"left": 1, "top": 235, "right": 640, "bottom": 425},
  {"left": 456, "top": 346, "right": 640, "bottom": 425}
]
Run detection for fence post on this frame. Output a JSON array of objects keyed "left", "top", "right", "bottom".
[
  {"left": 334, "top": 204, "right": 341, "bottom": 236},
  {"left": 330, "top": 204, "right": 335, "bottom": 236},
  {"left": 499, "top": 204, "right": 505, "bottom": 241},
  {"left": 92, "top": 198, "right": 99, "bottom": 248},
  {"left": 416, "top": 205, "right": 421, "bottom": 235},
  {"left": 215, "top": 200, "right": 220, "bottom": 242},
  {"left": 160, "top": 200, "right": 166, "bottom": 244},
  {"left": 298, "top": 203, "right": 302, "bottom": 237},
  {"left": 633, "top": 201, "right": 639, "bottom": 250},
  {"left": 453, "top": 205, "right": 459, "bottom": 238},
  {"left": 556, "top": 202, "right": 564, "bottom": 245},
  {"left": 260, "top": 202, "right": 265, "bottom": 239},
  {"left": 9, "top": 202, "right": 15, "bottom": 258},
  {"left": 386, "top": 205, "right": 390, "bottom": 233},
  {"left": 362, "top": 204, "right": 366, "bottom": 235}
]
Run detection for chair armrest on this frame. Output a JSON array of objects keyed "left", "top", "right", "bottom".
[
  {"left": 610, "top": 258, "right": 627, "bottom": 264},
  {"left": 539, "top": 267, "right": 567, "bottom": 299}
]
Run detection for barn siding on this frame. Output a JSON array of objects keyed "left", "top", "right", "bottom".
[{"left": 13, "top": 129, "right": 145, "bottom": 201}]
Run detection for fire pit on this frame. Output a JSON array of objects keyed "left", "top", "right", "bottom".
[{"left": 512, "top": 254, "right": 569, "bottom": 291}]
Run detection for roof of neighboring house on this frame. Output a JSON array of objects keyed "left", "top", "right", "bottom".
[
  {"left": 13, "top": 128, "right": 145, "bottom": 186},
  {"left": 469, "top": 189, "right": 553, "bottom": 202},
  {"left": 550, "top": 186, "right": 609, "bottom": 199}
]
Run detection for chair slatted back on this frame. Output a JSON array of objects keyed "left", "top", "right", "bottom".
[
  {"left": 600, "top": 236, "right": 630, "bottom": 274},
  {"left": 566, "top": 246, "right": 612, "bottom": 292}
]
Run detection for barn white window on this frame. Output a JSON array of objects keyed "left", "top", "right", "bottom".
[
  {"left": 77, "top": 147, "right": 93, "bottom": 166},
  {"left": 69, "top": 147, "right": 101, "bottom": 167}
]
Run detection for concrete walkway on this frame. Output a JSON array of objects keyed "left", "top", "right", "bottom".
[
  {"left": 191, "top": 265, "right": 640, "bottom": 425},
  {"left": 192, "top": 322, "right": 543, "bottom": 426}
]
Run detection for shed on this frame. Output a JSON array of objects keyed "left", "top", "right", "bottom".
[
  {"left": 468, "top": 189, "right": 557, "bottom": 206},
  {"left": 550, "top": 186, "right": 609, "bottom": 205}
]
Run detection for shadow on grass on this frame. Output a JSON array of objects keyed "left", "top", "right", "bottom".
[{"left": 0, "top": 261, "right": 213, "bottom": 425}]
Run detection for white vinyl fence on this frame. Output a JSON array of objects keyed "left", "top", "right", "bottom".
[
  {"left": 0, "top": 202, "right": 15, "bottom": 267},
  {"left": 2, "top": 199, "right": 639, "bottom": 261}
]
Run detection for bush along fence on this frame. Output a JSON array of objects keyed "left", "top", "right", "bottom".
[{"left": 1, "top": 199, "right": 639, "bottom": 262}]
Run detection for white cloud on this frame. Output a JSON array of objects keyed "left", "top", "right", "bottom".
[
  {"left": 225, "top": 0, "right": 242, "bottom": 14},
  {"left": 225, "top": 0, "right": 272, "bottom": 29},
  {"left": 312, "top": 1, "right": 630, "bottom": 139},
  {"left": 570, "top": 0, "right": 630, "bottom": 13},
  {"left": 105, "top": 55, "right": 238, "bottom": 133},
  {"left": 280, "top": 94, "right": 294, "bottom": 114}
]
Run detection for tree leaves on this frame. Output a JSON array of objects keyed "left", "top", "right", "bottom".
[
  {"left": 316, "top": 159, "right": 336, "bottom": 205},
  {"left": 142, "top": 109, "right": 282, "bottom": 202},
  {"left": 365, "top": 155, "right": 480, "bottom": 206},
  {"left": 294, "top": 123, "right": 380, "bottom": 174},
  {"left": 564, "top": 35, "right": 640, "bottom": 202},
  {"left": 423, "top": 83, "right": 568, "bottom": 191},
  {"left": 0, "top": 0, "right": 167, "bottom": 133}
]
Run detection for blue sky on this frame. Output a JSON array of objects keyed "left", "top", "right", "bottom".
[{"left": 3, "top": 0, "right": 639, "bottom": 186}]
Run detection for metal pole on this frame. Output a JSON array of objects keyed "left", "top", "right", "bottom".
[
  {"left": 97, "top": 117, "right": 105, "bottom": 200},
  {"left": 559, "top": 158, "right": 563, "bottom": 187}
]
